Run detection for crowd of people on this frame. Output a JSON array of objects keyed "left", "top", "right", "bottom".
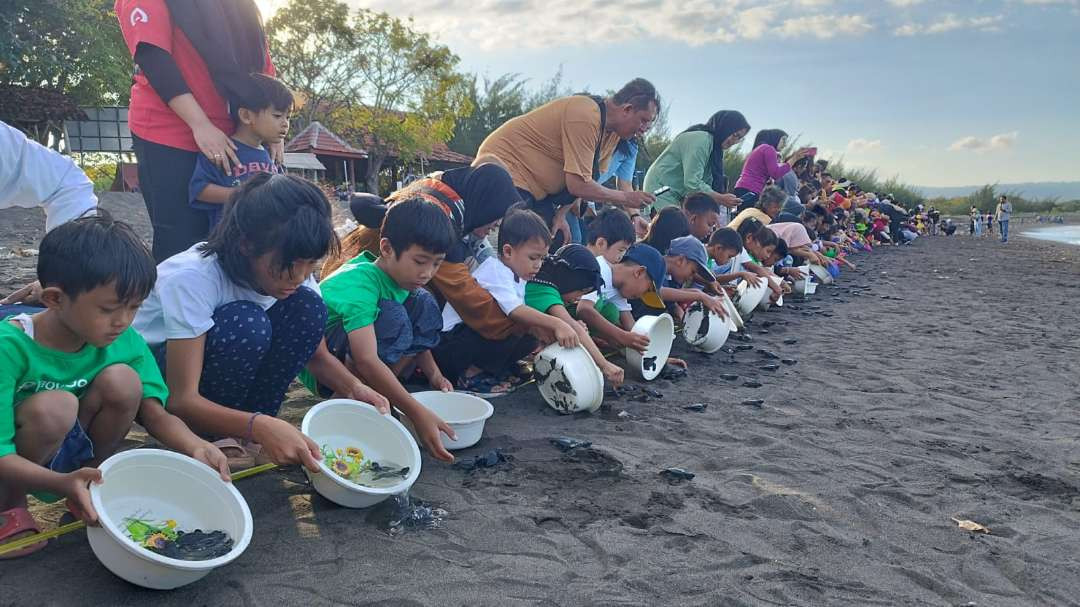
[{"left": 0, "top": 0, "right": 931, "bottom": 558}]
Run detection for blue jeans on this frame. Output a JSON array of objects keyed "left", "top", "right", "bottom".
[
  {"left": 567, "top": 213, "right": 584, "bottom": 244},
  {"left": 1000, "top": 220, "right": 1009, "bottom": 242}
]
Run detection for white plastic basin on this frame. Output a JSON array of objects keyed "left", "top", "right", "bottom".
[
  {"left": 406, "top": 391, "right": 494, "bottom": 450},
  {"left": 758, "top": 275, "right": 784, "bottom": 310},
  {"left": 719, "top": 291, "right": 744, "bottom": 331},
  {"left": 535, "top": 344, "right": 604, "bottom": 414},
  {"left": 682, "top": 302, "right": 731, "bottom": 353},
  {"left": 625, "top": 314, "right": 675, "bottom": 381},
  {"left": 87, "top": 449, "right": 253, "bottom": 590},
  {"left": 792, "top": 265, "right": 812, "bottom": 297},
  {"left": 735, "top": 278, "right": 770, "bottom": 318},
  {"left": 809, "top": 264, "right": 834, "bottom": 284},
  {"left": 301, "top": 400, "right": 421, "bottom": 508}
]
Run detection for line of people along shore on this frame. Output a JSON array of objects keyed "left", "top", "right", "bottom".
[{"left": 0, "top": 0, "right": 919, "bottom": 556}]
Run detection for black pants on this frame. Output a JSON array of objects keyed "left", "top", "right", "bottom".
[
  {"left": 732, "top": 187, "right": 759, "bottom": 214},
  {"left": 133, "top": 135, "right": 209, "bottom": 262},
  {"left": 433, "top": 323, "right": 537, "bottom": 383}
]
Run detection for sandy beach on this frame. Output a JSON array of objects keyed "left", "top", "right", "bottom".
[{"left": 2, "top": 196, "right": 1080, "bottom": 606}]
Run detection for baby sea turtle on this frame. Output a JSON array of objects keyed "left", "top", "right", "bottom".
[
  {"left": 660, "top": 366, "right": 688, "bottom": 381},
  {"left": 719, "top": 373, "right": 739, "bottom": 381},
  {"left": 743, "top": 380, "right": 762, "bottom": 388},
  {"left": 452, "top": 449, "right": 508, "bottom": 471},
  {"left": 642, "top": 387, "right": 664, "bottom": 399},
  {"left": 783, "top": 338, "right": 798, "bottom": 345},
  {"left": 739, "top": 399, "right": 765, "bottom": 407},
  {"left": 781, "top": 358, "right": 798, "bottom": 366},
  {"left": 758, "top": 349, "right": 780, "bottom": 360},
  {"left": 550, "top": 437, "right": 592, "bottom": 451},
  {"left": 735, "top": 344, "right": 754, "bottom": 351},
  {"left": 760, "top": 364, "right": 780, "bottom": 372},
  {"left": 642, "top": 356, "right": 658, "bottom": 372},
  {"left": 660, "top": 468, "right": 695, "bottom": 481},
  {"left": 683, "top": 403, "right": 708, "bottom": 412}
]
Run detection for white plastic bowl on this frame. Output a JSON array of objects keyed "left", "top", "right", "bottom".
[
  {"left": 87, "top": 449, "right": 253, "bottom": 590},
  {"left": 625, "top": 314, "right": 675, "bottom": 381},
  {"left": 535, "top": 344, "right": 604, "bottom": 414},
  {"left": 735, "top": 278, "right": 770, "bottom": 318},
  {"left": 719, "top": 291, "right": 744, "bottom": 331},
  {"left": 406, "top": 391, "right": 494, "bottom": 450},
  {"left": 301, "top": 400, "right": 421, "bottom": 508},
  {"left": 792, "top": 265, "right": 813, "bottom": 298},
  {"left": 682, "top": 302, "right": 731, "bottom": 353},
  {"left": 758, "top": 275, "right": 784, "bottom": 310},
  {"left": 809, "top": 264, "right": 834, "bottom": 284}
]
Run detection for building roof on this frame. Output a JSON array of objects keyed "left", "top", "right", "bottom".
[
  {"left": 424, "top": 143, "right": 473, "bottom": 165},
  {"left": 286, "top": 121, "right": 367, "bottom": 159},
  {"left": 283, "top": 152, "right": 327, "bottom": 171}
]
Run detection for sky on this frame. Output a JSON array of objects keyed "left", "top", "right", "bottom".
[{"left": 254, "top": 0, "right": 1080, "bottom": 187}]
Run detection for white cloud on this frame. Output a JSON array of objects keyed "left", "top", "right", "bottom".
[
  {"left": 847, "top": 138, "right": 882, "bottom": 152},
  {"left": 948, "top": 131, "right": 1019, "bottom": 152},
  {"left": 894, "top": 13, "right": 1004, "bottom": 36},
  {"left": 888, "top": 0, "right": 925, "bottom": 6}
]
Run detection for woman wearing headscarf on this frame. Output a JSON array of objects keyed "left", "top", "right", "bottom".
[
  {"left": 324, "top": 162, "right": 524, "bottom": 342},
  {"left": 643, "top": 110, "right": 751, "bottom": 223},
  {"left": 117, "top": 0, "right": 278, "bottom": 261},
  {"left": 733, "top": 129, "right": 813, "bottom": 211}
]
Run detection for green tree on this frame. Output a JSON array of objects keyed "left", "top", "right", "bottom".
[
  {"left": 265, "top": 0, "right": 361, "bottom": 129},
  {"left": 0, "top": 0, "right": 129, "bottom": 106},
  {"left": 331, "top": 11, "right": 471, "bottom": 194},
  {"left": 448, "top": 73, "right": 528, "bottom": 157}
]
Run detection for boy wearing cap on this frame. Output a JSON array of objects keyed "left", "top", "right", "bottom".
[
  {"left": 576, "top": 243, "right": 665, "bottom": 350},
  {"left": 658, "top": 236, "right": 729, "bottom": 321}
]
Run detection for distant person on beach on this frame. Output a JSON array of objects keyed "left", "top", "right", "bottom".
[
  {"left": 477, "top": 79, "right": 660, "bottom": 247},
  {"left": 117, "top": 0, "right": 280, "bottom": 262},
  {"left": 970, "top": 206, "right": 981, "bottom": 236},
  {"left": 643, "top": 110, "right": 750, "bottom": 222},
  {"left": 996, "top": 195, "right": 1013, "bottom": 243},
  {"left": 0, "top": 121, "right": 99, "bottom": 310}
]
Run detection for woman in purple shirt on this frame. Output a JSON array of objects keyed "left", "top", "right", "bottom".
[{"left": 733, "top": 129, "right": 812, "bottom": 212}]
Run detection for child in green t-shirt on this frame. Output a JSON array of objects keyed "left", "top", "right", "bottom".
[
  {"left": 0, "top": 215, "right": 228, "bottom": 556},
  {"left": 524, "top": 244, "right": 624, "bottom": 387},
  {"left": 316, "top": 198, "right": 458, "bottom": 463}
]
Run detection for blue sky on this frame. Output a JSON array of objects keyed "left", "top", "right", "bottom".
[{"left": 256, "top": 0, "right": 1079, "bottom": 187}]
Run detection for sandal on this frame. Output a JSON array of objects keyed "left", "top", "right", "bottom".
[
  {"left": 0, "top": 507, "right": 47, "bottom": 559},
  {"left": 456, "top": 372, "right": 512, "bottom": 398}
]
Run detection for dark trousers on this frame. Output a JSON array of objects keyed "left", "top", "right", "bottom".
[
  {"left": 155, "top": 287, "right": 326, "bottom": 416},
  {"left": 433, "top": 323, "right": 537, "bottom": 383},
  {"left": 733, "top": 187, "right": 760, "bottom": 213},
  {"left": 132, "top": 135, "right": 209, "bottom": 262}
]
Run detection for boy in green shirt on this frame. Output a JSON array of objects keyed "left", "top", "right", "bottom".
[
  {"left": 0, "top": 215, "right": 228, "bottom": 557},
  {"left": 525, "top": 244, "right": 624, "bottom": 387},
  {"left": 314, "top": 198, "right": 458, "bottom": 463}
]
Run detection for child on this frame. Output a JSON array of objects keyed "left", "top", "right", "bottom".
[
  {"left": 189, "top": 74, "right": 293, "bottom": 229},
  {"left": 641, "top": 206, "right": 691, "bottom": 255},
  {"left": 435, "top": 209, "right": 579, "bottom": 395},
  {"left": 586, "top": 208, "right": 636, "bottom": 264},
  {"left": 316, "top": 197, "right": 459, "bottom": 461},
  {"left": 524, "top": 245, "right": 624, "bottom": 387},
  {"left": 134, "top": 174, "right": 390, "bottom": 472},
  {"left": 657, "top": 236, "right": 727, "bottom": 320},
  {"left": 576, "top": 243, "right": 666, "bottom": 352},
  {"left": 681, "top": 192, "right": 722, "bottom": 242},
  {"left": 706, "top": 227, "right": 746, "bottom": 284},
  {"left": 0, "top": 215, "right": 229, "bottom": 554}
]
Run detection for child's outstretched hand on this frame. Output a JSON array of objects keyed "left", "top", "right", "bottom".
[
  {"left": 253, "top": 416, "right": 323, "bottom": 473},
  {"left": 601, "top": 362, "right": 624, "bottom": 387},
  {"left": 620, "top": 330, "right": 650, "bottom": 353},
  {"left": 741, "top": 272, "right": 763, "bottom": 287},
  {"left": 411, "top": 407, "right": 456, "bottom": 463},
  {"left": 429, "top": 373, "right": 453, "bottom": 393},
  {"left": 700, "top": 295, "right": 728, "bottom": 319},
  {"left": 554, "top": 320, "right": 580, "bottom": 348},
  {"left": 190, "top": 441, "right": 231, "bottom": 482},
  {"left": 339, "top": 379, "right": 391, "bottom": 414},
  {"left": 63, "top": 468, "right": 103, "bottom": 525}
]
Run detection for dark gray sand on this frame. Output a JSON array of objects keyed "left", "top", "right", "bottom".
[{"left": 3, "top": 196, "right": 1080, "bottom": 606}]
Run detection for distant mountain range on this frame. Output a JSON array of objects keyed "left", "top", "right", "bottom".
[{"left": 918, "top": 181, "right": 1080, "bottom": 201}]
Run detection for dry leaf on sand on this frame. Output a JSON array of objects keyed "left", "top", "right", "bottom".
[{"left": 951, "top": 517, "right": 991, "bottom": 534}]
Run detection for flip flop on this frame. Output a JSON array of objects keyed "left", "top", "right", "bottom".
[
  {"left": 212, "top": 438, "right": 255, "bottom": 471},
  {"left": 0, "top": 507, "right": 47, "bottom": 559}
]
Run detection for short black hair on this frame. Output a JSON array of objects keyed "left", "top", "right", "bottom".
[
  {"left": 682, "top": 192, "right": 720, "bottom": 216},
  {"left": 744, "top": 220, "right": 778, "bottom": 249},
  {"left": 38, "top": 211, "right": 156, "bottom": 303},
  {"left": 382, "top": 197, "right": 455, "bottom": 257},
  {"left": 611, "top": 78, "right": 660, "bottom": 112},
  {"left": 773, "top": 238, "right": 788, "bottom": 259},
  {"left": 202, "top": 173, "right": 338, "bottom": 289},
  {"left": 642, "top": 207, "right": 690, "bottom": 255},
  {"left": 498, "top": 208, "right": 551, "bottom": 250},
  {"left": 707, "top": 227, "right": 742, "bottom": 251},
  {"left": 587, "top": 208, "right": 635, "bottom": 246},
  {"left": 230, "top": 73, "right": 295, "bottom": 123}
]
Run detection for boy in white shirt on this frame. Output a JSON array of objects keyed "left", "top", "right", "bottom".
[{"left": 435, "top": 209, "right": 579, "bottom": 395}]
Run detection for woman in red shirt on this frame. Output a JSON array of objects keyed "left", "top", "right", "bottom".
[{"left": 116, "top": 0, "right": 278, "bottom": 261}]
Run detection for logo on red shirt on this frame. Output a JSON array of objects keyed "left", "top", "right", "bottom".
[{"left": 130, "top": 7, "right": 149, "bottom": 26}]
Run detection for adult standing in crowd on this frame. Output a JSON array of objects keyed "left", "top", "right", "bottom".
[
  {"left": 476, "top": 79, "right": 660, "bottom": 247},
  {"left": 643, "top": 110, "right": 750, "bottom": 224},
  {"left": 116, "top": 0, "right": 280, "bottom": 262},
  {"left": 733, "top": 129, "right": 813, "bottom": 211},
  {"left": 996, "top": 195, "right": 1013, "bottom": 243}
]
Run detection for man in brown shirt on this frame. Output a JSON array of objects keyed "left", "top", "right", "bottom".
[{"left": 477, "top": 78, "right": 660, "bottom": 245}]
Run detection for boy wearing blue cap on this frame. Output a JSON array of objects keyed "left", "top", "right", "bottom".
[
  {"left": 576, "top": 243, "right": 662, "bottom": 349},
  {"left": 659, "top": 236, "right": 729, "bottom": 320}
]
